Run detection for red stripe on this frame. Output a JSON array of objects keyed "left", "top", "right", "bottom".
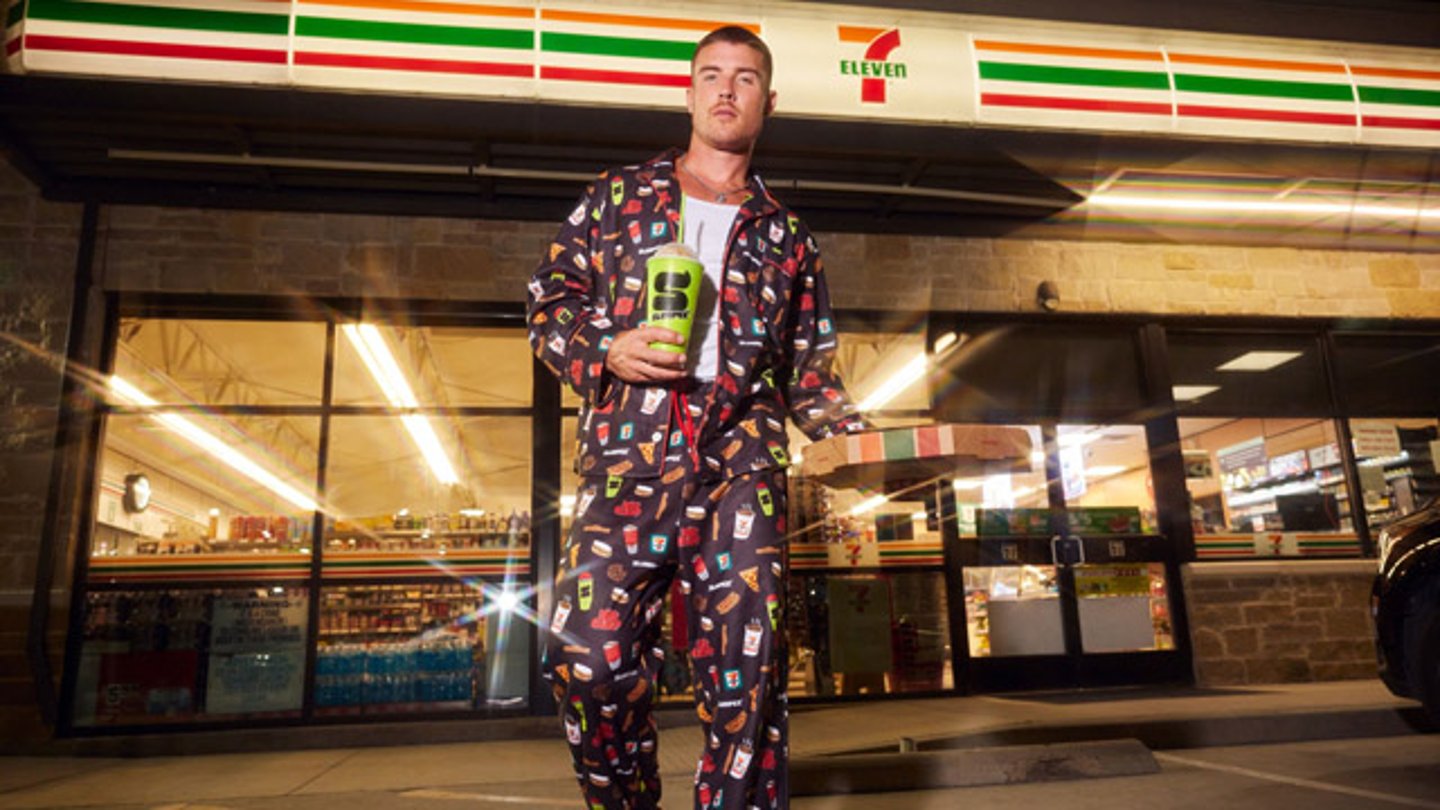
[
  {"left": 916, "top": 426, "right": 940, "bottom": 458},
  {"left": 540, "top": 65, "right": 688, "bottom": 87},
  {"left": 1178, "top": 103, "right": 1353, "bottom": 126},
  {"left": 1363, "top": 115, "right": 1440, "bottom": 131},
  {"left": 6, "top": 38, "right": 20, "bottom": 58},
  {"left": 982, "top": 92, "right": 1171, "bottom": 116},
  {"left": 24, "top": 34, "right": 286, "bottom": 64},
  {"left": 296, "top": 50, "right": 532, "bottom": 78}
]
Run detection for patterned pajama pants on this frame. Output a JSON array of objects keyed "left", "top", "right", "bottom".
[{"left": 542, "top": 465, "right": 790, "bottom": 810}]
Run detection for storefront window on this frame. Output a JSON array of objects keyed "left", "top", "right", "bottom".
[
  {"left": 964, "top": 565, "right": 1061, "bottom": 657},
  {"left": 323, "top": 415, "right": 532, "bottom": 549},
  {"left": 1179, "top": 417, "right": 1359, "bottom": 557},
  {"left": 791, "top": 571, "right": 952, "bottom": 697},
  {"left": 1057, "top": 424, "right": 1158, "bottom": 534},
  {"left": 1348, "top": 418, "right": 1440, "bottom": 532},
  {"left": 91, "top": 414, "right": 320, "bottom": 564},
  {"left": 314, "top": 583, "right": 528, "bottom": 714},
  {"left": 111, "top": 319, "right": 325, "bottom": 406},
  {"left": 334, "top": 325, "right": 533, "bottom": 407},
  {"left": 73, "top": 586, "right": 309, "bottom": 727},
  {"left": 80, "top": 312, "right": 535, "bottom": 728},
  {"left": 1075, "top": 563, "right": 1174, "bottom": 653}
]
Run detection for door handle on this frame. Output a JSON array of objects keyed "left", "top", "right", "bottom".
[{"left": 1050, "top": 534, "right": 1086, "bottom": 566}]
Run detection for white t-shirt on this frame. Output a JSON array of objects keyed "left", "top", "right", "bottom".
[{"left": 681, "top": 194, "right": 740, "bottom": 381}]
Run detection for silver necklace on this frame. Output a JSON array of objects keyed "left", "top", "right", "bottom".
[{"left": 679, "top": 157, "right": 746, "bottom": 203}]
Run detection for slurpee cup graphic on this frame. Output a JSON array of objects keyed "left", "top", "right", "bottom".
[
  {"left": 698, "top": 784, "right": 712, "bottom": 806},
  {"left": 604, "top": 640, "right": 622, "bottom": 671},
  {"left": 645, "top": 243, "right": 703, "bottom": 355},
  {"left": 578, "top": 573, "right": 594, "bottom": 611},
  {"left": 743, "top": 619, "right": 763, "bottom": 657},
  {"left": 572, "top": 696, "right": 587, "bottom": 732},
  {"left": 642, "top": 387, "right": 665, "bottom": 415},
  {"left": 565, "top": 715, "right": 581, "bottom": 745},
  {"left": 728, "top": 740, "right": 754, "bottom": 779},
  {"left": 578, "top": 485, "right": 597, "bottom": 516},
  {"left": 767, "top": 441, "right": 788, "bottom": 465},
  {"left": 597, "top": 422, "right": 610, "bottom": 445},
  {"left": 766, "top": 593, "right": 780, "bottom": 630},
  {"left": 757, "top": 483, "right": 774, "bottom": 516},
  {"left": 624, "top": 524, "right": 639, "bottom": 555},
  {"left": 693, "top": 554, "right": 710, "bottom": 581},
  {"left": 734, "top": 503, "right": 755, "bottom": 540},
  {"left": 550, "top": 595, "right": 572, "bottom": 634}
]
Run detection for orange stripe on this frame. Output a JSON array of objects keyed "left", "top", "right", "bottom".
[
  {"left": 838, "top": 26, "right": 886, "bottom": 43},
  {"left": 1351, "top": 65, "right": 1440, "bottom": 81},
  {"left": 1168, "top": 52, "right": 1345, "bottom": 74},
  {"left": 974, "top": 39, "right": 1161, "bottom": 63},
  {"left": 542, "top": 9, "right": 757, "bottom": 34},
  {"left": 304, "top": 0, "right": 533, "bottom": 18}
]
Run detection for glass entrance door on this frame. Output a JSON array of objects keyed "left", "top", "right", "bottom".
[{"left": 949, "top": 423, "right": 1187, "bottom": 692}]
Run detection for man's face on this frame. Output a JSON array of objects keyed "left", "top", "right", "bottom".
[{"left": 687, "top": 41, "right": 776, "bottom": 154}]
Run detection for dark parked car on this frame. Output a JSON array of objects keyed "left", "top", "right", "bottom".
[{"left": 1373, "top": 497, "right": 1440, "bottom": 724}]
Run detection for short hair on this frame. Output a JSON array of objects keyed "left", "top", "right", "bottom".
[{"left": 691, "top": 26, "right": 773, "bottom": 89}]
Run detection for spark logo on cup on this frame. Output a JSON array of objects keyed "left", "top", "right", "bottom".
[{"left": 645, "top": 243, "right": 703, "bottom": 355}]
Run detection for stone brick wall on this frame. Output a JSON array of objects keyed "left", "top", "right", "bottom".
[
  {"left": 95, "top": 206, "right": 1440, "bottom": 318},
  {"left": 1182, "top": 561, "right": 1377, "bottom": 685},
  {"left": 0, "top": 160, "right": 83, "bottom": 745}
]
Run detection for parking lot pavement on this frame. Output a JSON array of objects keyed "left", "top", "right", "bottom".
[{"left": 791, "top": 735, "right": 1440, "bottom": 810}]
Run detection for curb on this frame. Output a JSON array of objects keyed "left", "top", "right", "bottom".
[
  {"left": 878, "top": 705, "right": 1436, "bottom": 755},
  {"left": 790, "top": 739, "right": 1158, "bottom": 796}
]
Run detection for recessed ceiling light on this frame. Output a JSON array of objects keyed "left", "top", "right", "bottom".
[
  {"left": 1217, "top": 351, "right": 1302, "bottom": 372},
  {"left": 1173, "top": 385, "right": 1220, "bottom": 401}
]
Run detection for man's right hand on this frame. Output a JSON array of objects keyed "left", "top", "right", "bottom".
[{"left": 605, "top": 326, "right": 688, "bottom": 383}]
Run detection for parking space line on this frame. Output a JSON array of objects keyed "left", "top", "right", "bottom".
[{"left": 1155, "top": 752, "right": 1440, "bottom": 809}]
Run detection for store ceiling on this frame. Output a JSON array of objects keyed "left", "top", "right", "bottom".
[{"left": 2, "top": 72, "right": 1437, "bottom": 248}]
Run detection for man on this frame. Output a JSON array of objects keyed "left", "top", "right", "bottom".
[{"left": 527, "top": 26, "right": 865, "bottom": 810}]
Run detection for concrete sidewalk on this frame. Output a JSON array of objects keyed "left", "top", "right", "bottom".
[{"left": 0, "top": 680, "right": 1430, "bottom": 809}]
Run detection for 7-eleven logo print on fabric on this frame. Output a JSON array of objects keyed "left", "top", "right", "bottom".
[{"left": 838, "top": 26, "right": 905, "bottom": 104}]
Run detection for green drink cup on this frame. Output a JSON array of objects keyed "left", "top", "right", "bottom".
[{"left": 645, "top": 243, "right": 703, "bottom": 355}]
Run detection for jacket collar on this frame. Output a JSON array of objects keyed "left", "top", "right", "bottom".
[{"left": 649, "top": 147, "right": 781, "bottom": 219}]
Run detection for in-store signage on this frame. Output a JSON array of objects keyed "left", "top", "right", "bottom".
[
  {"left": 837, "top": 26, "right": 906, "bottom": 104},
  {"left": 122, "top": 473, "right": 151, "bottom": 514}
]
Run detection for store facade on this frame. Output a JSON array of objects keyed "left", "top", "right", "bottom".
[{"left": 2, "top": 0, "right": 1439, "bottom": 743}]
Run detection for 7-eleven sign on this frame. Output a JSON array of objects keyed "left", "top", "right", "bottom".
[{"left": 838, "top": 26, "right": 906, "bottom": 104}]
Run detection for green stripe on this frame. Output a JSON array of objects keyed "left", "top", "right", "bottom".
[
  {"left": 978, "top": 61, "right": 1169, "bottom": 91},
  {"left": 1358, "top": 85, "right": 1440, "bottom": 108},
  {"left": 882, "top": 428, "right": 915, "bottom": 462},
  {"left": 541, "top": 31, "right": 692, "bottom": 62},
  {"left": 27, "top": 0, "right": 286, "bottom": 35},
  {"left": 1175, "top": 72, "right": 1352, "bottom": 102},
  {"left": 7, "top": 0, "right": 25, "bottom": 29},
  {"left": 297, "top": 16, "right": 532, "bottom": 49}
]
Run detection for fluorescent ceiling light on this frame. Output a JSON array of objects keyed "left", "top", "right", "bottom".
[
  {"left": 911, "top": 511, "right": 927, "bottom": 522},
  {"left": 1173, "top": 385, "right": 1221, "bottom": 401},
  {"left": 858, "top": 352, "right": 928, "bottom": 412},
  {"left": 1087, "top": 194, "right": 1440, "bottom": 220},
  {"left": 1217, "top": 351, "right": 1302, "bottom": 372},
  {"left": 849, "top": 494, "right": 889, "bottom": 516},
  {"left": 109, "top": 375, "right": 319, "bottom": 512},
  {"left": 342, "top": 324, "right": 460, "bottom": 485},
  {"left": 1086, "top": 465, "right": 1128, "bottom": 478},
  {"left": 952, "top": 478, "right": 984, "bottom": 490}
]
